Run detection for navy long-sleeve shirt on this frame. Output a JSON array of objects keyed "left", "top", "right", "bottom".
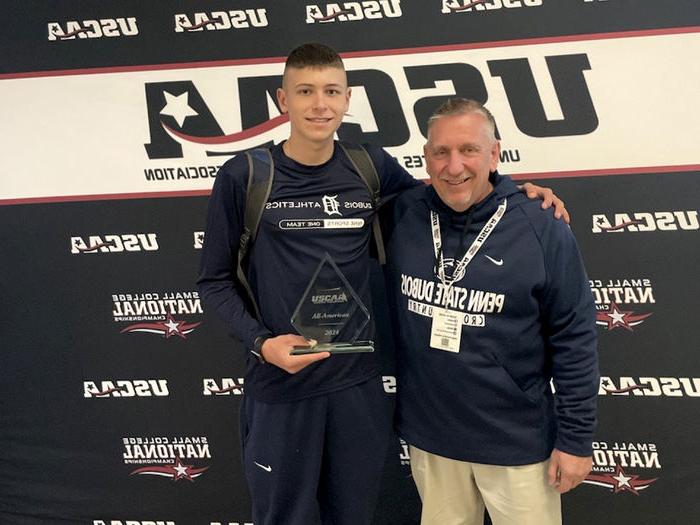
[{"left": 198, "top": 142, "right": 419, "bottom": 402}]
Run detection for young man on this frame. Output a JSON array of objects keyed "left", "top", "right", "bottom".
[
  {"left": 385, "top": 99, "right": 598, "bottom": 525},
  {"left": 198, "top": 44, "right": 565, "bottom": 525}
]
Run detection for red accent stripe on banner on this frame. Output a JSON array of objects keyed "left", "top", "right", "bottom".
[
  {"left": 1, "top": 165, "right": 699, "bottom": 206},
  {"left": 162, "top": 113, "right": 289, "bottom": 144},
  {"left": 1, "top": 26, "right": 698, "bottom": 80},
  {"left": 506, "top": 164, "right": 700, "bottom": 181},
  {"left": 0, "top": 189, "right": 212, "bottom": 206}
]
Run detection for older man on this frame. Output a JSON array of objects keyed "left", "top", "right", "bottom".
[{"left": 385, "top": 98, "right": 598, "bottom": 525}]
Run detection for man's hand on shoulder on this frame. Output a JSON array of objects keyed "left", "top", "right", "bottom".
[
  {"left": 260, "top": 334, "right": 330, "bottom": 374},
  {"left": 547, "top": 448, "right": 592, "bottom": 494},
  {"left": 520, "top": 182, "right": 570, "bottom": 224}
]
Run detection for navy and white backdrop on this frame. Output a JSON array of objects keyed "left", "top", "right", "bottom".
[{"left": 1, "top": 2, "right": 699, "bottom": 524}]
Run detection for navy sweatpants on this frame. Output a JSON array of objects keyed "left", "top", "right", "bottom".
[{"left": 240, "top": 376, "right": 392, "bottom": 525}]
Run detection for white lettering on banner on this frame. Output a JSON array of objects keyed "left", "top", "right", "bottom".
[
  {"left": 4, "top": 32, "right": 700, "bottom": 201},
  {"left": 203, "top": 378, "right": 245, "bottom": 395},
  {"left": 93, "top": 521, "right": 176, "bottom": 525},
  {"left": 306, "top": 1, "right": 402, "bottom": 23},
  {"left": 112, "top": 292, "right": 202, "bottom": 320},
  {"left": 442, "top": 0, "right": 543, "bottom": 14},
  {"left": 174, "top": 10, "right": 268, "bottom": 32},
  {"left": 194, "top": 231, "right": 204, "bottom": 249},
  {"left": 589, "top": 279, "right": 655, "bottom": 304},
  {"left": 592, "top": 211, "right": 699, "bottom": 233},
  {"left": 48, "top": 18, "right": 138, "bottom": 40},
  {"left": 123, "top": 443, "right": 210, "bottom": 462},
  {"left": 589, "top": 278, "right": 654, "bottom": 331},
  {"left": 145, "top": 165, "right": 220, "bottom": 181},
  {"left": 584, "top": 439, "right": 661, "bottom": 495},
  {"left": 592, "top": 449, "right": 660, "bottom": 469},
  {"left": 71, "top": 234, "right": 159, "bottom": 253},
  {"left": 599, "top": 376, "right": 700, "bottom": 397},
  {"left": 83, "top": 380, "right": 170, "bottom": 398}
]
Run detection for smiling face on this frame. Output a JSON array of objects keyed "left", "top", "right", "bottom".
[
  {"left": 277, "top": 65, "right": 350, "bottom": 156},
  {"left": 424, "top": 111, "right": 500, "bottom": 212}
]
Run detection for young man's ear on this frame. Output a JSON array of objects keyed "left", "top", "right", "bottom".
[{"left": 277, "top": 87, "right": 288, "bottom": 113}]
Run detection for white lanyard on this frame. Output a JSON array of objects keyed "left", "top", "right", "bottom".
[{"left": 430, "top": 198, "right": 507, "bottom": 290}]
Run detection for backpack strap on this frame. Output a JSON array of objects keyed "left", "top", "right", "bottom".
[
  {"left": 338, "top": 142, "right": 386, "bottom": 265},
  {"left": 237, "top": 148, "right": 274, "bottom": 320}
]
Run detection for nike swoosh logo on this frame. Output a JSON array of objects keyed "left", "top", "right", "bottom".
[
  {"left": 254, "top": 461, "right": 272, "bottom": 472},
  {"left": 484, "top": 255, "right": 503, "bottom": 266}
]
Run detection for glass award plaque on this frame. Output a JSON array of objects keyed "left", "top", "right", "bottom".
[{"left": 289, "top": 253, "right": 374, "bottom": 355}]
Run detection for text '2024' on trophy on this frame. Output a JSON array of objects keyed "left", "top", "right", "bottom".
[{"left": 290, "top": 252, "right": 374, "bottom": 355}]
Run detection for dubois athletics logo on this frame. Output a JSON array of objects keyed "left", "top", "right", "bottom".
[
  {"left": 322, "top": 195, "right": 342, "bottom": 216},
  {"left": 123, "top": 436, "right": 211, "bottom": 482},
  {"left": 590, "top": 278, "right": 654, "bottom": 332},
  {"left": 584, "top": 440, "right": 660, "bottom": 495},
  {"left": 112, "top": 291, "right": 203, "bottom": 339}
]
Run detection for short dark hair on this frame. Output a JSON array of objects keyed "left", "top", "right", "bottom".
[
  {"left": 285, "top": 42, "right": 344, "bottom": 71},
  {"left": 428, "top": 98, "right": 497, "bottom": 140}
]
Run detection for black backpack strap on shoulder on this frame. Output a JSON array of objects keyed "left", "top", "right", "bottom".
[
  {"left": 338, "top": 142, "right": 386, "bottom": 265},
  {"left": 237, "top": 148, "right": 274, "bottom": 320}
]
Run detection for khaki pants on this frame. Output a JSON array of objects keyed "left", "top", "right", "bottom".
[{"left": 410, "top": 445, "right": 562, "bottom": 525}]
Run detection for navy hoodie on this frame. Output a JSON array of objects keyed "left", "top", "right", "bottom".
[{"left": 386, "top": 172, "right": 599, "bottom": 464}]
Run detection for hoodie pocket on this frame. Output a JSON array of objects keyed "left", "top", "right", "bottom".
[{"left": 484, "top": 350, "right": 543, "bottom": 406}]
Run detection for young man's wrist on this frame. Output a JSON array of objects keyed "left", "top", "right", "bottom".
[{"left": 252, "top": 335, "right": 271, "bottom": 363}]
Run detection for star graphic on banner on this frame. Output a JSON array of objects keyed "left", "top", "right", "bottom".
[
  {"left": 584, "top": 464, "right": 658, "bottom": 495},
  {"left": 612, "top": 469, "right": 633, "bottom": 489},
  {"left": 162, "top": 314, "right": 186, "bottom": 339},
  {"left": 607, "top": 304, "right": 627, "bottom": 325},
  {"left": 172, "top": 457, "right": 195, "bottom": 481},
  {"left": 596, "top": 301, "right": 652, "bottom": 332},
  {"left": 611, "top": 465, "right": 641, "bottom": 494},
  {"left": 160, "top": 91, "right": 198, "bottom": 127},
  {"left": 600, "top": 377, "right": 615, "bottom": 390}
]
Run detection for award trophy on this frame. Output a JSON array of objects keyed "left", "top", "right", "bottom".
[{"left": 290, "top": 253, "right": 374, "bottom": 355}]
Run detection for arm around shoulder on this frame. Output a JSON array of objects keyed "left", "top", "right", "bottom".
[{"left": 532, "top": 212, "right": 599, "bottom": 457}]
